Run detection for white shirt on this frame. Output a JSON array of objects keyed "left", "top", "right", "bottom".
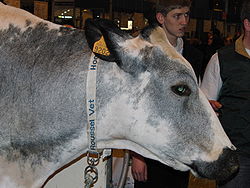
[
  {"left": 201, "top": 49, "right": 250, "bottom": 100},
  {"left": 200, "top": 53, "right": 222, "bottom": 100},
  {"left": 246, "top": 48, "right": 250, "bottom": 55}
]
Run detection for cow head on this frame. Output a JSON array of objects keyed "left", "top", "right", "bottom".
[{"left": 85, "top": 19, "right": 238, "bottom": 182}]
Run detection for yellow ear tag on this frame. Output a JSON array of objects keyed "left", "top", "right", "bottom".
[{"left": 93, "top": 36, "right": 110, "bottom": 56}]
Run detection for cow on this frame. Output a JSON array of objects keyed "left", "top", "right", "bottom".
[{"left": 0, "top": 3, "right": 238, "bottom": 188}]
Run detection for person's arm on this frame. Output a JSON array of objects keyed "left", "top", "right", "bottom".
[
  {"left": 130, "top": 152, "right": 147, "bottom": 182},
  {"left": 201, "top": 53, "right": 223, "bottom": 112}
]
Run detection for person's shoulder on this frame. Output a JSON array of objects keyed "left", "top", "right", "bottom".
[{"left": 218, "top": 43, "right": 234, "bottom": 55}]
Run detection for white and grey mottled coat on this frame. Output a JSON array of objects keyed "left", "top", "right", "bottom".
[{"left": 0, "top": 3, "right": 238, "bottom": 188}]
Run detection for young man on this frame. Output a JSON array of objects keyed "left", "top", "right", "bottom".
[
  {"left": 201, "top": 1, "right": 250, "bottom": 187},
  {"left": 131, "top": 0, "right": 203, "bottom": 187}
]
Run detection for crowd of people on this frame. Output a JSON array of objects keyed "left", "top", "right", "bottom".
[{"left": 187, "top": 28, "right": 238, "bottom": 80}]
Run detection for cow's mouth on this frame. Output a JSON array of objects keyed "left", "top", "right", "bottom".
[{"left": 185, "top": 148, "right": 239, "bottom": 183}]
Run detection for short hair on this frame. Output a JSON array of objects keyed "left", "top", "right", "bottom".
[
  {"left": 144, "top": 0, "right": 191, "bottom": 25},
  {"left": 240, "top": 0, "right": 250, "bottom": 22},
  {"left": 156, "top": 0, "right": 191, "bottom": 16}
]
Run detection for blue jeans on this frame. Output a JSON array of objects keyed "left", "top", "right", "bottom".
[{"left": 218, "top": 155, "right": 250, "bottom": 188}]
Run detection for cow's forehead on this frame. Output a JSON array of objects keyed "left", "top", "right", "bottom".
[
  {"left": 117, "top": 26, "right": 196, "bottom": 82},
  {"left": 118, "top": 36, "right": 153, "bottom": 58},
  {"left": 148, "top": 27, "right": 194, "bottom": 72},
  {"left": 0, "top": 3, "right": 60, "bottom": 31}
]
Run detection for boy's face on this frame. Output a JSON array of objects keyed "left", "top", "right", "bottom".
[{"left": 157, "top": 6, "right": 190, "bottom": 39}]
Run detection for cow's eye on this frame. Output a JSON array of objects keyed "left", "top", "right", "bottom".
[{"left": 171, "top": 85, "right": 191, "bottom": 96}]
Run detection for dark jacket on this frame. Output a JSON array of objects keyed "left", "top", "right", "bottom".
[
  {"left": 218, "top": 35, "right": 250, "bottom": 157},
  {"left": 183, "top": 40, "right": 203, "bottom": 81}
]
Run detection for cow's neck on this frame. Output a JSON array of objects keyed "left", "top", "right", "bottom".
[
  {"left": 0, "top": 129, "right": 88, "bottom": 188},
  {"left": 94, "top": 60, "right": 153, "bottom": 154}
]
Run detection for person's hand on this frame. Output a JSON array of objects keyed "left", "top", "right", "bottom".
[
  {"left": 131, "top": 154, "right": 147, "bottom": 182},
  {"left": 209, "top": 100, "right": 222, "bottom": 116}
]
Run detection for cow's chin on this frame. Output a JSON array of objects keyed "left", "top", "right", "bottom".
[
  {"left": 168, "top": 160, "right": 191, "bottom": 171},
  {"left": 128, "top": 145, "right": 192, "bottom": 172},
  {"left": 102, "top": 139, "right": 191, "bottom": 172}
]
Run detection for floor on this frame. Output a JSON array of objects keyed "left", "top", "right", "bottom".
[{"left": 188, "top": 174, "right": 216, "bottom": 188}]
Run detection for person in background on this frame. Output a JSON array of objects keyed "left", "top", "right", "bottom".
[
  {"left": 233, "top": 31, "right": 241, "bottom": 42},
  {"left": 201, "top": 29, "right": 224, "bottom": 79},
  {"left": 131, "top": 0, "right": 203, "bottom": 188},
  {"left": 201, "top": 0, "right": 250, "bottom": 187},
  {"left": 223, "top": 36, "right": 233, "bottom": 46}
]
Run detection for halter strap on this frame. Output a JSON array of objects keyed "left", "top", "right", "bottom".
[{"left": 86, "top": 53, "right": 98, "bottom": 153}]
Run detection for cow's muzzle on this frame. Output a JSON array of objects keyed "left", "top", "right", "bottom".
[{"left": 189, "top": 148, "right": 239, "bottom": 183}]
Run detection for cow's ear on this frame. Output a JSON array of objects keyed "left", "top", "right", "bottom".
[{"left": 85, "top": 18, "right": 132, "bottom": 63}]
